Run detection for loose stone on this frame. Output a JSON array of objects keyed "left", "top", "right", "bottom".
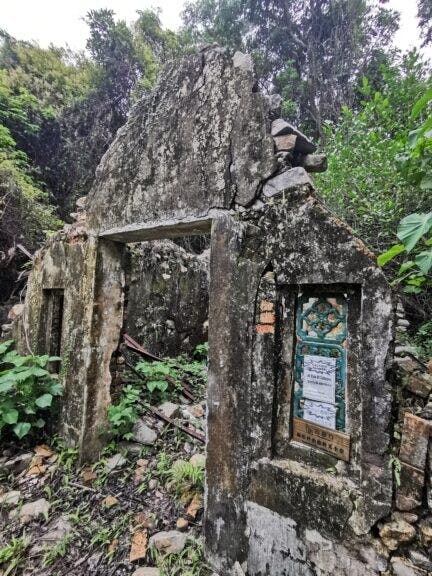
[{"left": 149, "top": 530, "right": 187, "bottom": 555}]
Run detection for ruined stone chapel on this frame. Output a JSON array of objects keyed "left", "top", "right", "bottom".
[{"left": 9, "top": 47, "right": 432, "bottom": 576}]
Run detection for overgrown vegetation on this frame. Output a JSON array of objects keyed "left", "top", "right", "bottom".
[
  {"left": 378, "top": 212, "right": 432, "bottom": 294},
  {"left": 0, "top": 340, "right": 62, "bottom": 439},
  {"left": 1, "top": 2, "right": 432, "bottom": 327},
  {"left": 108, "top": 344, "right": 208, "bottom": 440}
]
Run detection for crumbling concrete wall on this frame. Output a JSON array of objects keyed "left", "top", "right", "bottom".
[
  {"left": 86, "top": 48, "right": 276, "bottom": 239},
  {"left": 9, "top": 45, "right": 432, "bottom": 576},
  {"left": 124, "top": 240, "right": 209, "bottom": 357}
]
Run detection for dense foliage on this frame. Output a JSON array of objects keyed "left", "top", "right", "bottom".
[
  {"left": 183, "top": 0, "right": 399, "bottom": 136},
  {"left": 0, "top": 340, "right": 62, "bottom": 439},
  {"left": 0, "top": 10, "right": 187, "bottom": 301},
  {"left": 315, "top": 52, "right": 431, "bottom": 252},
  {"left": 0, "top": 1, "right": 431, "bottom": 324}
]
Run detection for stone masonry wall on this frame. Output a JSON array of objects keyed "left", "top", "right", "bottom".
[{"left": 123, "top": 240, "right": 209, "bottom": 357}]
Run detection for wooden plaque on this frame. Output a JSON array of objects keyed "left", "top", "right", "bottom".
[{"left": 293, "top": 417, "right": 351, "bottom": 462}]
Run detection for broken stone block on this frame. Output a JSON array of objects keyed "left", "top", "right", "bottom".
[
  {"left": 421, "top": 402, "right": 432, "bottom": 420},
  {"left": 132, "top": 420, "right": 157, "bottom": 445},
  {"left": 7, "top": 303, "right": 24, "bottom": 321},
  {"left": 408, "top": 550, "right": 432, "bottom": 572},
  {"left": 232, "top": 51, "right": 254, "bottom": 72},
  {"left": 31, "top": 515, "right": 73, "bottom": 553},
  {"left": 302, "top": 153, "right": 328, "bottom": 173},
  {"left": 379, "top": 518, "right": 416, "bottom": 550},
  {"left": 186, "top": 404, "right": 205, "bottom": 419},
  {"left": 3, "top": 452, "right": 33, "bottom": 474},
  {"left": 419, "top": 522, "right": 432, "bottom": 547},
  {"left": 149, "top": 530, "right": 187, "bottom": 555},
  {"left": 0, "top": 490, "right": 21, "bottom": 506},
  {"left": 176, "top": 517, "right": 189, "bottom": 531},
  {"left": 20, "top": 498, "right": 50, "bottom": 524},
  {"left": 428, "top": 445, "right": 432, "bottom": 510},
  {"left": 391, "top": 557, "right": 427, "bottom": 576},
  {"left": 266, "top": 93, "right": 282, "bottom": 119},
  {"left": 406, "top": 372, "right": 432, "bottom": 398},
  {"left": 105, "top": 453, "right": 127, "bottom": 472},
  {"left": 399, "top": 413, "right": 430, "bottom": 470},
  {"left": 273, "top": 134, "right": 297, "bottom": 152},
  {"left": 392, "top": 511, "right": 419, "bottom": 524},
  {"left": 157, "top": 402, "right": 179, "bottom": 420},
  {"left": 262, "top": 167, "right": 313, "bottom": 198},
  {"left": 270, "top": 119, "right": 316, "bottom": 153},
  {"left": 396, "top": 462, "right": 424, "bottom": 511},
  {"left": 75, "top": 196, "right": 87, "bottom": 210}
]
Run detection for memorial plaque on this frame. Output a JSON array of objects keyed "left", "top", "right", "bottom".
[
  {"left": 303, "top": 355, "right": 336, "bottom": 403},
  {"left": 303, "top": 399, "right": 336, "bottom": 429},
  {"left": 293, "top": 417, "right": 350, "bottom": 461}
]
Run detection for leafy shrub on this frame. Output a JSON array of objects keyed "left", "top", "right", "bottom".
[
  {"left": 378, "top": 212, "right": 432, "bottom": 293},
  {"left": 316, "top": 53, "right": 430, "bottom": 253},
  {"left": 135, "top": 348, "right": 207, "bottom": 402},
  {"left": 107, "top": 384, "right": 140, "bottom": 439},
  {"left": 0, "top": 340, "right": 62, "bottom": 439},
  {"left": 135, "top": 360, "right": 178, "bottom": 399},
  {"left": 412, "top": 321, "right": 432, "bottom": 360},
  {"left": 193, "top": 343, "right": 208, "bottom": 361}
]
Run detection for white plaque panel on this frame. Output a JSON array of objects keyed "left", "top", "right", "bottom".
[
  {"left": 303, "top": 354, "right": 336, "bottom": 404},
  {"left": 303, "top": 399, "right": 336, "bottom": 430}
]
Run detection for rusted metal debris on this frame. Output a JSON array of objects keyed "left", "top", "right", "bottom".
[
  {"left": 139, "top": 401, "right": 205, "bottom": 444},
  {"left": 123, "top": 333, "right": 162, "bottom": 361}
]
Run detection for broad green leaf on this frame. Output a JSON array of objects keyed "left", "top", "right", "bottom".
[
  {"left": 28, "top": 366, "right": 50, "bottom": 377},
  {"left": 415, "top": 250, "right": 432, "bottom": 275},
  {"left": 403, "top": 285, "right": 422, "bottom": 294},
  {"left": 49, "top": 381, "right": 63, "bottom": 396},
  {"left": 0, "top": 339, "right": 13, "bottom": 356},
  {"left": 0, "top": 380, "right": 14, "bottom": 393},
  {"left": 411, "top": 86, "right": 432, "bottom": 120},
  {"left": 33, "top": 354, "right": 50, "bottom": 367},
  {"left": 397, "top": 213, "right": 432, "bottom": 252},
  {"left": 147, "top": 380, "right": 168, "bottom": 393},
  {"left": 377, "top": 244, "right": 405, "bottom": 267},
  {"left": 407, "top": 275, "right": 426, "bottom": 286},
  {"left": 2, "top": 351, "right": 28, "bottom": 367},
  {"left": 13, "top": 422, "right": 31, "bottom": 439},
  {"left": 35, "top": 393, "right": 53, "bottom": 408},
  {"left": 398, "top": 261, "right": 415, "bottom": 274},
  {"left": 408, "top": 128, "right": 420, "bottom": 147},
  {"left": 34, "top": 418, "right": 45, "bottom": 428},
  {"left": 2, "top": 408, "right": 18, "bottom": 424}
]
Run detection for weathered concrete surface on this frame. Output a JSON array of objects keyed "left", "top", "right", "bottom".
[
  {"left": 124, "top": 240, "right": 209, "bottom": 356},
  {"left": 9, "top": 45, "right": 403, "bottom": 576},
  {"left": 205, "top": 215, "right": 265, "bottom": 573},
  {"left": 205, "top": 181, "right": 394, "bottom": 573},
  {"left": 246, "top": 502, "right": 388, "bottom": 576},
  {"left": 13, "top": 228, "right": 99, "bottom": 450},
  {"left": 87, "top": 47, "right": 276, "bottom": 236}
]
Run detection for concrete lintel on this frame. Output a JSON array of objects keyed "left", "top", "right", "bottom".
[{"left": 98, "top": 213, "right": 228, "bottom": 243}]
